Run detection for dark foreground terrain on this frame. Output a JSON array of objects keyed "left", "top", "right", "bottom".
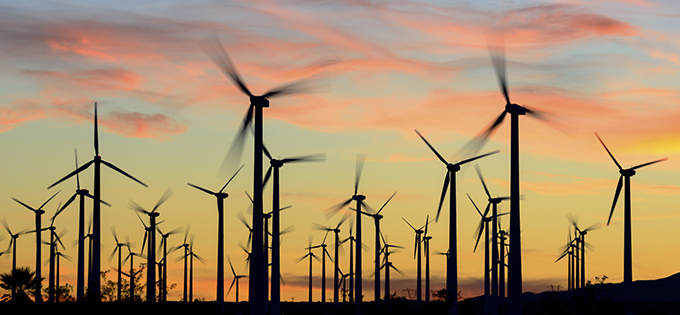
[{"left": 3, "top": 273, "right": 680, "bottom": 315}]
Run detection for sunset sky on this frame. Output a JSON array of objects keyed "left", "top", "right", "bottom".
[{"left": 1, "top": 0, "right": 680, "bottom": 302}]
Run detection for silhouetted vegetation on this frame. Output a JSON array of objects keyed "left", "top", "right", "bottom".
[{"left": 0, "top": 267, "right": 43, "bottom": 302}]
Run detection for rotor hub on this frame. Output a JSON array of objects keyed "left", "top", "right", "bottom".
[
  {"left": 272, "top": 160, "right": 283, "bottom": 168},
  {"left": 447, "top": 163, "right": 460, "bottom": 172},
  {"left": 250, "top": 96, "right": 270, "bottom": 108},
  {"left": 36, "top": 210, "right": 45, "bottom": 215},
  {"left": 375, "top": 214, "right": 383, "bottom": 220},
  {"left": 353, "top": 195, "right": 365, "bottom": 201},
  {"left": 149, "top": 212, "right": 160, "bottom": 218},
  {"left": 620, "top": 169, "right": 636, "bottom": 177},
  {"left": 505, "top": 103, "right": 526, "bottom": 115}
]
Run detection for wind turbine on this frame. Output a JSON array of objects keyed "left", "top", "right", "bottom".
[
  {"left": 48, "top": 102, "right": 148, "bottom": 300},
  {"left": 402, "top": 215, "right": 430, "bottom": 303},
  {"left": 497, "top": 221, "right": 509, "bottom": 298},
  {"left": 2, "top": 218, "right": 29, "bottom": 273},
  {"left": 311, "top": 231, "right": 333, "bottom": 303},
  {"left": 54, "top": 250, "right": 71, "bottom": 302},
  {"left": 262, "top": 145, "right": 324, "bottom": 314},
  {"left": 56, "top": 149, "right": 110, "bottom": 301},
  {"left": 366, "top": 192, "right": 396, "bottom": 301},
  {"left": 123, "top": 245, "right": 144, "bottom": 302},
  {"left": 556, "top": 230, "right": 578, "bottom": 291},
  {"left": 423, "top": 234, "right": 432, "bottom": 303},
  {"left": 595, "top": 132, "right": 667, "bottom": 284},
  {"left": 43, "top": 205, "right": 67, "bottom": 303},
  {"left": 176, "top": 235, "right": 205, "bottom": 302},
  {"left": 461, "top": 32, "right": 562, "bottom": 315},
  {"left": 328, "top": 154, "right": 374, "bottom": 304},
  {"left": 379, "top": 232, "right": 404, "bottom": 300},
  {"left": 200, "top": 32, "right": 324, "bottom": 314},
  {"left": 475, "top": 165, "right": 509, "bottom": 314},
  {"left": 415, "top": 129, "right": 498, "bottom": 308},
  {"left": 157, "top": 225, "right": 182, "bottom": 302},
  {"left": 175, "top": 225, "right": 191, "bottom": 303},
  {"left": 187, "top": 164, "right": 242, "bottom": 305},
  {"left": 227, "top": 255, "right": 248, "bottom": 303},
  {"left": 129, "top": 188, "right": 173, "bottom": 302},
  {"left": 567, "top": 214, "right": 599, "bottom": 288},
  {"left": 339, "top": 219, "right": 356, "bottom": 303},
  {"left": 296, "top": 236, "right": 320, "bottom": 302},
  {"left": 108, "top": 227, "right": 130, "bottom": 302},
  {"left": 12, "top": 191, "right": 60, "bottom": 302},
  {"left": 312, "top": 215, "right": 349, "bottom": 304}
]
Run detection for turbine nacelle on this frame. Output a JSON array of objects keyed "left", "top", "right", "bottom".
[
  {"left": 620, "top": 169, "right": 636, "bottom": 177},
  {"left": 250, "top": 96, "right": 270, "bottom": 108},
  {"left": 76, "top": 189, "right": 89, "bottom": 195},
  {"left": 446, "top": 163, "right": 460, "bottom": 172},
  {"left": 505, "top": 103, "right": 526, "bottom": 115},
  {"left": 352, "top": 195, "right": 366, "bottom": 201},
  {"left": 271, "top": 159, "right": 284, "bottom": 168},
  {"left": 215, "top": 192, "right": 229, "bottom": 199}
]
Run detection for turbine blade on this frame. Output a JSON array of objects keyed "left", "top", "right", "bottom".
[
  {"left": 261, "top": 73, "right": 326, "bottom": 99},
  {"left": 38, "top": 190, "right": 61, "bottom": 210},
  {"left": 94, "top": 102, "right": 99, "bottom": 155},
  {"left": 376, "top": 191, "right": 397, "bottom": 215},
  {"left": 219, "top": 164, "right": 245, "bottom": 193},
  {"left": 152, "top": 188, "right": 174, "bottom": 212},
  {"left": 608, "top": 175, "right": 623, "bottom": 226},
  {"left": 218, "top": 106, "right": 253, "bottom": 179},
  {"left": 436, "top": 172, "right": 450, "bottom": 222},
  {"left": 487, "top": 30, "right": 510, "bottom": 105},
  {"left": 475, "top": 165, "right": 491, "bottom": 199},
  {"left": 101, "top": 160, "right": 148, "bottom": 187},
  {"left": 594, "top": 133, "right": 622, "bottom": 170},
  {"left": 455, "top": 150, "right": 500, "bottom": 167},
  {"left": 631, "top": 158, "right": 668, "bottom": 170},
  {"left": 355, "top": 154, "right": 366, "bottom": 195},
  {"left": 414, "top": 129, "right": 447, "bottom": 165},
  {"left": 281, "top": 153, "right": 326, "bottom": 164},
  {"left": 187, "top": 183, "right": 216, "bottom": 196},
  {"left": 199, "top": 31, "right": 253, "bottom": 97},
  {"left": 467, "top": 194, "right": 483, "bottom": 217},
  {"left": 262, "top": 166, "right": 273, "bottom": 190}
]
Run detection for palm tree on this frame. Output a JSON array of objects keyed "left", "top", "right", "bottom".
[{"left": 0, "top": 267, "right": 44, "bottom": 302}]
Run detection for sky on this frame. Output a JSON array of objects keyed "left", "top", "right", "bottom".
[{"left": 1, "top": 0, "right": 680, "bottom": 302}]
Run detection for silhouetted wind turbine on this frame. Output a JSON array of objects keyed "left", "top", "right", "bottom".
[
  {"left": 461, "top": 32, "right": 560, "bottom": 315},
  {"left": 200, "top": 32, "right": 324, "bottom": 314},
  {"left": 2, "top": 218, "right": 29, "bottom": 275},
  {"left": 379, "top": 232, "right": 404, "bottom": 300},
  {"left": 497, "top": 220, "right": 508, "bottom": 298},
  {"left": 415, "top": 129, "right": 498, "bottom": 308},
  {"left": 157, "top": 225, "right": 182, "bottom": 302},
  {"left": 129, "top": 188, "right": 173, "bottom": 302},
  {"left": 262, "top": 145, "right": 324, "bottom": 313},
  {"left": 48, "top": 102, "right": 147, "bottom": 300},
  {"left": 187, "top": 164, "right": 242, "bottom": 305},
  {"left": 54, "top": 249, "right": 71, "bottom": 302},
  {"left": 108, "top": 227, "right": 130, "bottom": 302},
  {"left": 13, "top": 191, "right": 60, "bottom": 302},
  {"left": 469, "top": 193, "right": 508, "bottom": 315},
  {"left": 556, "top": 230, "right": 578, "bottom": 291},
  {"left": 328, "top": 154, "right": 374, "bottom": 304},
  {"left": 123, "top": 245, "right": 144, "bottom": 302},
  {"left": 175, "top": 225, "right": 191, "bottom": 303},
  {"left": 56, "top": 149, "right": 110, "bottom": 301},
  {"left": 296, "top": 236, "right": 320, "bottom": 302},
  {"left": 475, "top": 165, "right": 509, "bottom": 314},
  {"left": 310, "top": 231, "right": 333, "bottom": 303},
  {"left": 366, "top": 192, "right": 396, "bottom": 301},
  {"left": 227, "top": 255, "right": 248, "bottom": 302},
  {"left": 402, "top": 215, "right": 430, "bottom": 303},
  {"left": 177, "top": 235, "right": 205, "bottom": 302},
  {"left": 339, "top": 218, "right": 356, "bottom": 303},
  {"left": 595, "top": 132, "right": 667, "bottom": 284},
  {"left": 567, "top": 214, "right": 599, "bottom": 288},
  {"left": 312, "top": 215, "right": 349, "bottom": 304},
  {"left": 39, "top": 215, "right": 66, "bottom": 303}
]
